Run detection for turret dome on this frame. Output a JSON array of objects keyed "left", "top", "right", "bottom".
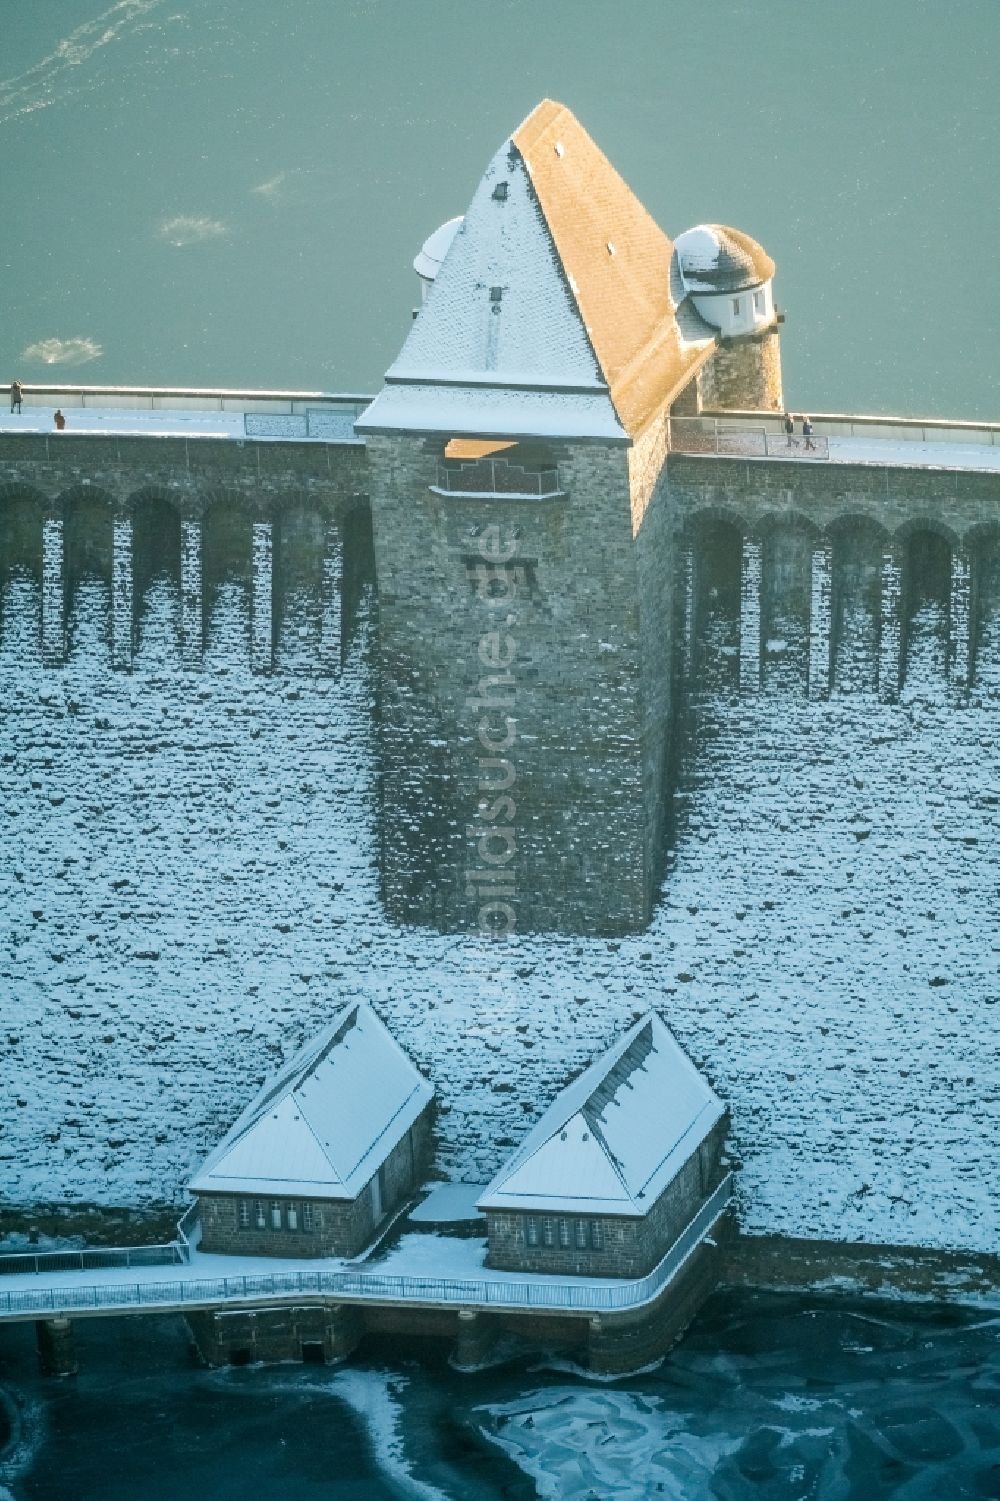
[{"left": 672, "top": 224, "right": 775, "bottom": 296}]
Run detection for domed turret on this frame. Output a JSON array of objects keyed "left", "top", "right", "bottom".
[
  {"left": 413, "top": 215, "right": 463, "bottom": 303},
  {"left": 673, "top": 224, "right": 776, "bottom": 338}
]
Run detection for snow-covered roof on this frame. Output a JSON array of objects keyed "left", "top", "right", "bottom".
[
  {"left": 357, "top": 100, "right": 716, "bottom": 444},
  {"left": 189, "top": 1002, "right": 433, "bottom": 1201},
  {"left": 413, "top": 216, "right": 464, "bottom": 283},
  {"left": 477, "top": 1013, "right": 724, "bottom": 1218},
  {"left": 673, "top": 224, "right": 775, "bottom": 296}
]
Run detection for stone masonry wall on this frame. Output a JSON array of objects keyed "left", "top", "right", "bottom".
[
  {"left": 698, "top": 327, "right": 784, "bottom": 413},
  {"left": 366, "top": 432, "right": 652, "bottom": 935}
]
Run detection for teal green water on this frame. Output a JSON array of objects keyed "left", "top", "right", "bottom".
[{"left": 1, "top": 0, "right": 997, "bottom": 417}]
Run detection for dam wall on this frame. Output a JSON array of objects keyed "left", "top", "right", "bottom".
[{"left": 0, "top": 408, "right": 997, "bottom": 1257}]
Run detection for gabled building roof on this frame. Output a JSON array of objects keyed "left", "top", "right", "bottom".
[
  {"left": 189, "top": 1002, "right": 433, "bottom": 1201},
  {"left": 477, "top": 1013, "right": 724, "bottom": 1218},
  {"left": 356, "top": 100, "right": 716, "bottom": 446}
]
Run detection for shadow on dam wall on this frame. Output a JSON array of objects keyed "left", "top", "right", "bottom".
[{"left": 0, "top": 495, "right": 375, "bottom": 675}]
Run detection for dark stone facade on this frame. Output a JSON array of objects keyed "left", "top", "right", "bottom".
[
  {"left": 484, "top": 1115, "right": 728, "bottom": 1278},
  {"left": 196, "top": 1110, "right": 431, "bottom": 1259}
]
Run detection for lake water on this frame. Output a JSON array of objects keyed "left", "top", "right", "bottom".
[
  {"left": 0, "top": 0, "right": 998, "bottom": 418},
  {"left": 2, "top": 1292, "right": 999, "bottom": 1499}
]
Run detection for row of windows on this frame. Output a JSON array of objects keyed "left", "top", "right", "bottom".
[
  {"left": 732, "top": 290, "right": 767, "bottom": 318},
  {"left": 237, "top": 1199, "right": 317, "bottom": 1233},
  {"left": 524, "top": 1216, "right": 604, "bottom": 1251}
]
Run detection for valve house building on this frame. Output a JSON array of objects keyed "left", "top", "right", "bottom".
[
  {"left": 190, "top": 1001, "right": 434, "bottom": 1258},
  {"left": 477, "top": 1011, "right": 728, "bottom": 1279}
]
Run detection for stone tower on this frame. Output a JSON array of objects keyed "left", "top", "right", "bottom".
[
  {"left": 357, "top": 100, "right": 730, "bottom": 935},
  {"left": 671, "top": 223, "right": 783, "bottom": 411}
]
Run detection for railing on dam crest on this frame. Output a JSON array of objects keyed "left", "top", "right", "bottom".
[{"left": 670, "top": 418, "right": 830, "bottom": 460}]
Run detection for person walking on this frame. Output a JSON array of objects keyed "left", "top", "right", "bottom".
[
  {"left": 10, "top": 379, "right": 22, "bottom": 414},
  {"left": 802, "top": 414, "right": 816, "bottom": 451},
  {"left": 53, "top": 408, "right": 66, "bottom": 431},
  {"left": 783, "top": 410, "right": 794, "bottom": 446}
]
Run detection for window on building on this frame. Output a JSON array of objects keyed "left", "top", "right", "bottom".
[
  {"left": 492, "top": 181, "right": 508, "bottom": 201},
  {"left": 543, "top": 1217, "right": 555, "bottom": 1247},
  {"left": 270, "top": 1202, "right": 283, "bottom": 1231},
  {"left": 238, "top": 1200, "right": 251, "bottom": 1229},
  {"left": 302, "top": 1202, "right": 315, "bottom": 1232},
  {"left": 753, "top": 289, "right": 765, "bottom": 315},
  {"left": 590, "top": 1220, "right": 604, "bottom": 1251},
  {"left": 254, "top": 1200, "right": 266, "bottom": 1230},
  {"left": 525, "top": 1216, "right": 539, "bottom": 1247},
  {"left": 286, "top": 1203, "right": 299, "bottom": 1232},
  {"left": 732, "top": 297, "right": 742, "bottom": 317},
  {"left": 575, "top": 1219, "right": 587, "bottom": 1250},
  {"left": 558, "top": 1219, "right": 570, "bottom": 1248}
]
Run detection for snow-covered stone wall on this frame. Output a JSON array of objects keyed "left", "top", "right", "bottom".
[{"left": 0, "top": 443, "right": 998, "bottom": 1258}]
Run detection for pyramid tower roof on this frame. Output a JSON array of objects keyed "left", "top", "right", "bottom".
[
  {"left": 189, "top": 1001, "right": 433, "bottom": 1201},
  {"left": 357, "top": 100, "right": 716, "bottom": 445},
  {"left": 477, "top": 1012, "right": 724, "bottom": 1218}
]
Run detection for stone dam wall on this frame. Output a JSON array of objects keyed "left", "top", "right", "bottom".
[{"left": 0, "top": 431, "right": 997, "bottom": 1256}]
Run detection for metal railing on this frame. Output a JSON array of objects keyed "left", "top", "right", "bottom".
[
  {"left": 433, "top": 459, "right": 563, "bottom": 499},
  {"left": 670, "top": 417, "right": 828, "bottom": 460},
  {"left": 0, "top": 1177, "right": 731, "bottom": 1323},
  {"left": 0, "top": 1203, "right": 197, "bottom": 1278},
  {"left": 0, "top": 1239, "right": 187, "bottom": 1278}
]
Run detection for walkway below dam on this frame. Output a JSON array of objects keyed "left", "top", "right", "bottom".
[{"left": 0, "top": 1180, "right": 730, "bottom": 1325}]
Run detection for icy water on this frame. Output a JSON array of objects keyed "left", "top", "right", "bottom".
[
  {"left": 1, "top": 1293, "right": 999, "bottom": 1500},
  {"left": 1, "top": 0, "right": 999, "bottom": 417}
]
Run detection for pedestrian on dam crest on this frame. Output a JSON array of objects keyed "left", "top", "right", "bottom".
[
  {"left": 10, "top": 378, "right": 22, "bottom": 413},
  {"left": 53, "top": 408, "right": 65, "bottom": 430}
]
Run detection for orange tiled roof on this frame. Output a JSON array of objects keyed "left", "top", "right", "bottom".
[{"left": 513, "top": 100, "right": 714, "bottom": 437}]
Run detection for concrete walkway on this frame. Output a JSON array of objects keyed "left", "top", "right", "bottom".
[{"left": 0, "top": 1180, "right": 731, "bottom": 1321}]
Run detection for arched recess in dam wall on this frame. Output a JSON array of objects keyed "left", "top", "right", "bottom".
[
  {"left": 0, "top": 438, "right": 370, "bottom": 674},
  {"left": 668, "top": 457, "right": 1000, "bottom": 699}
]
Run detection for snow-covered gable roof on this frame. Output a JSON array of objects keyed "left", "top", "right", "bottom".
[
  {"left": 477, "top": 1013, "right": 724, "bottom": 1218},
  {"left": 357, "top": 100, "right": 716, "bottom": 445},
  {"left": 189, "top": 1002, "right": 433, "bottom": 1201}
]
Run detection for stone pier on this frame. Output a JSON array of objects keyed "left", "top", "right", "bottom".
[
  {"left": 321, "top": 522, "right": 343, "bottom": 674},
  {"left": 35, "top": 1317, "right": 77, "bottom": 1377},
  {"left": 878, "top": 548, "right": 903, "bottom": 702},
  {"left": 808, "top": 544, "right": 833, "bottom": 699},
  {"left": 111, "top": 513, "right": 134, "bottom": 670},
  {"left": 41, "top": 516, "right": 64, "bottom": 665},
  {"left": 739, "top": 538, "right": 762, "bottom": 692},
  {"left": 950, "top": 546, "right": 972, "bottom": 688},
  {"left": 452, "top": 1307, "right": 496, "bottom": 1369},
  {"left": 251, "top": 520, "right": 274, "bottom": 674},
  {"left": 180, "top": 518, "right": 203, "bottom": 665},
  {"left": 679, "top": 543, "right": 695, "bottom": 679}
]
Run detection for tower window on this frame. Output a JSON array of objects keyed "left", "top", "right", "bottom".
[
  {"left": 753, "top": 289, "right": 765, "bottom": 315},
  {"left": 489, "top": 286, "right": 503, "bottom": 304},
  {"left": 554, "top": 141, "right": 565, "bottom": 158},
  {"left": 732, "top": 297, "right": 742, "bottom": 316},
  {"left": 492, "top": 182, "right": 508, "bottom": 201},
  {"left": 606, "top": 241, "right": 616, "bottom": 257}
]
